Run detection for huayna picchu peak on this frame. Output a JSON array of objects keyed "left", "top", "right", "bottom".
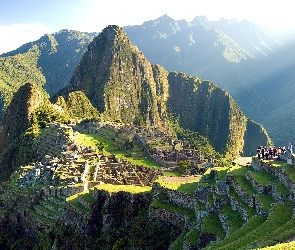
[{"left": 0, "top": 22, "right": 294, "bottom": 250}]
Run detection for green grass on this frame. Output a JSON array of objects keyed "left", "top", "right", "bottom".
[
  {"left": 256, "top": 193, "right": 276, "bottom": 213},
  {"left": 29, "top": 208, "right": 54, "bottom": 224},
  {"left": 216, "top": 167, "right": 228, "bottom": 181},
  {"left": 234, "top": 175, "right": 257, "bottom": 196},
  {"left": 40, "top": 199, "right": 60, "bottom": 210},
  {"left": 205, "top": 215, "right": 267, "bottom": 249},
  {"left": 80, "top": 193, "right": 97, "bottom": 205},
  {"left": 92, "top": 184, "right": 152, "bottom": 194},
  {"left": 163, "top": 170, "right": 182, "bottom": 177},
  {"left": 220, "top": 204, "right": 244, "bottom": 234},
  {"left": 201, "top": 213, "right": 225, "bottom": 239},
  {"left": 262, "top": 160, "right": 295, "bottom": 184},
  {"left": 248, "top": 170, "right": 273, "bottom": 185},
  {"left": 256, "top": 215, "right": 295, "bottom": 248},
  {"left": 34, "top": 204, "right": 56, "bottom": 217},
  {"left": 66, "top": 193, "right": 90, "bottom": 214},
  {"left": 155, "top": 177, "right": 201, "bottom": 196},
  {"left": 273, "top": 180, "right": 291, "bottom": 198},
  {"left": 216, "top": 201, "right": 293, "bottom": 250},
  {"left": 151, "top": 200, "right": 195, "bottom": 222},
  {"left": 228, "top": 164, "right": 252, "bottom": 176},
  {"left": 228, "top": 187, "right": 257, "bottom": 218},
  {"left": 207, "top": 192, "right": 214, "bottom": 207},
  {"left": 185, "top": 227, "right": 199, "bottom": 246},
  {"left": 170, "top": 229, "right": 189, "bottom": 250}
]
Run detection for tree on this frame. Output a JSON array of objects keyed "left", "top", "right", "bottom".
[
  {"left": 95, "top": 141, "right": 105, "bottom": 154},
  {"left": 178, "top": 160, "right": 191, "bottom": 174}
]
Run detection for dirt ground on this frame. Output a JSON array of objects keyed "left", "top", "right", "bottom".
[{"left": 233, "top": 157, "right": 252, "bottom": 166}]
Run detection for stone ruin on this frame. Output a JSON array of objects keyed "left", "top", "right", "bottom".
[{"left": 75, "top": 120, "right": 212, "bottom": 173}]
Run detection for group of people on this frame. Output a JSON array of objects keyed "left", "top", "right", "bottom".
[{"left": 257, "top": 143, "right": 293, "bottom": 160}]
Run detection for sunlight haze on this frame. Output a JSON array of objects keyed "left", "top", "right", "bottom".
[{"left": 0, "top": 0, "right": 294, "bottom": 54}]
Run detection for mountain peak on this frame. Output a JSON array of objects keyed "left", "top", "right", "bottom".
[{"left": 191, "top": 15, "right": 211, "bottom": 26}]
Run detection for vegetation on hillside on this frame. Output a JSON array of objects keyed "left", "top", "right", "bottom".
[{"left": 0, "top": 46, "right": 45, "bottom": 117}]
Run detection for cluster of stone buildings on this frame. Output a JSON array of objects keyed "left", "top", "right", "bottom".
[
  {"left": 17, "top": 120, "right": 212, "bottom": 195},
  {"left": 77, "top": 121, "right": 210, "bottom": 174}
]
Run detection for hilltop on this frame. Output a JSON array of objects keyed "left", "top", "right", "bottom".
[{"left": 0, "top": 29, "right": 97, "bottom": 115}]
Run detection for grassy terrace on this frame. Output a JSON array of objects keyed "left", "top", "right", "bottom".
[
  {"left": 185, "top": 227, "right": 200, "bottom": 246},
  {"left": 91, "top": 184, "right": 152, "bottom": 194},
  {"left": 228, "top": 187, "right": 257, "bottom": 218},
  {"left": 170, "top": 229, "right": 189, "bottom": 250},
  {"left": 66, "top": 191, "right": 90, "bottom": 214},
  {"left": 261, "top": 159, "right": 295, "bottom": 183},
  {"left": 257, "top": 216, "right": 295, "bottom": 248},
  {"left": 248, "top": 170, "right": 273, "bottom": 185},
  {"left": 214, "top": 201, "right": 293, "bottom": 250},
  {"left": 75, "top": 133, "right": 162, "bottom": 168},
  {"left": 220, "top": 204, "right": 244, "bottom": 234},
  {"left": 256, "top": 193, "right": 276, "bottom": 213},
  {"left": 201, "top": 213, "right": 225, "bottom": 239},
  {"left": 216, "top": 167, "right": 228, "bottom": 181},
  {"left": 229, "top": 165, "right": 258, "bottom": 196},
  {"left": 206, "top": 216, "right": 267, "bottom": 249},
  {"left": 155, "top": 177, "right": 201, "bottom": 196},
  {"left": 29, "top": 209, "right": 54, "bottom": 224},
  {"left": 234, "top": 175, "right": 257, "bottom": 195}
]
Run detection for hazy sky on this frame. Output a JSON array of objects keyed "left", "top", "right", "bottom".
[{"left": 0, "top": 0, "right": 294, "bottom": 54}]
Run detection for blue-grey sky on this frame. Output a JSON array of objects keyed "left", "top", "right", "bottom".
[{"left": 0, "top": 0, "right": 294, "bottom": 54}]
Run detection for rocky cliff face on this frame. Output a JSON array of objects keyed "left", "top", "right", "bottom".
[
  {"left": 0, "top": 83, "right": 44, "bottom": 181},
  {"left": 56, "top": 25, "right": 271, "bottom": 157}
]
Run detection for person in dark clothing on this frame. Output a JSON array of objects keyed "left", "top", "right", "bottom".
[
  {"left": 257, "top": 146, "right": 261, "bottom": 158},
  {"left": 265, "top": 150, "right": 269, "bottom": 160},
  {"left": 261, "top": 146, "right": 265, "bottom": 159}
]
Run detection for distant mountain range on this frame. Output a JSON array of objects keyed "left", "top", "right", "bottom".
[{"left": 0, "top": 15, "right": 293, "bottom": 148}]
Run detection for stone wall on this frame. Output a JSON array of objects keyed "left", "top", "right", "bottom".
[
  {"left": 228, "top": 194, "right": 248, "bottom": 221},
  {"left": 252, "top": 159, "right": 295, "bottom": 195},
  {"left": 149, "top": 206, "right": 194, "bottom": 230},
  {"left": 226, "top": 175, "right": 255, "bottom": 207},
  {"left": 152, "top": 182, "right": 196, "bottom": 210},
  {"left": 245, "top": 171, "right": 272, "bottom": 194}
]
